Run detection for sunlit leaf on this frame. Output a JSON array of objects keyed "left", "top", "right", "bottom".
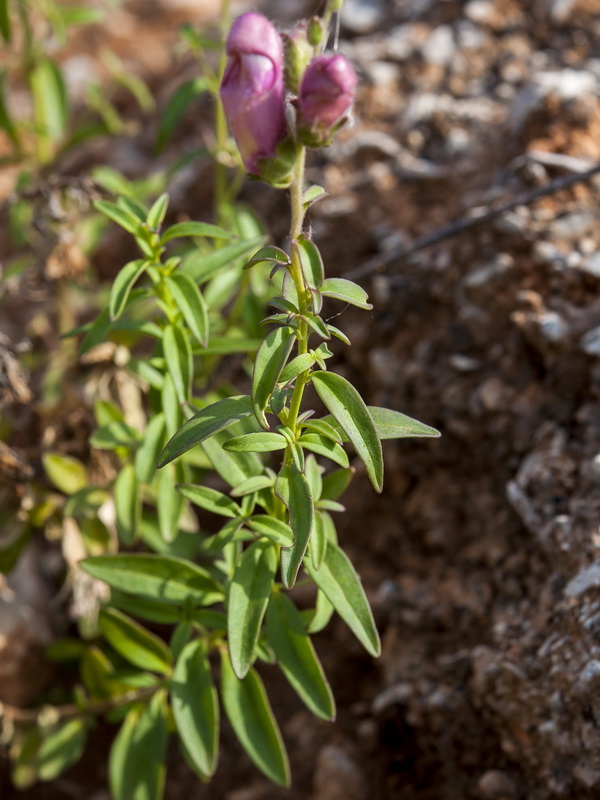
[
  {"left": 220, "top": 655, "right": 290, "bottom": 787},
  {"left": 274, "top": 465, "right": 313, "bottom": 589},
  {"left": 227, "top": 540, "right": 277, "bottom": 678},
  {"left": 171, "top": 639, "right": 218, "bottom": 777},
  {"left": 266, "top": 592, "right": 334, "bottom": 720},
  {"left": 252, "top": 327, "right": 295, "bottom": 429}
]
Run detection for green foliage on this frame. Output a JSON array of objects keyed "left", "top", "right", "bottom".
[{"left": 1, "top": 2, "right": 440, "bottom": 796}]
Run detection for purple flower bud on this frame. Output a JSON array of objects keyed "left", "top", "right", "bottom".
[
  {"left": 298, "top": 54, "right": 357, "bottom": 145},
  {"left": 220, "top": 13, "right": 287, "bottom": 175}
]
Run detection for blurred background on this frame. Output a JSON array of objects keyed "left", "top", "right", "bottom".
[{"left": 2, "top": 0, "right": 600, "bottom": 797}]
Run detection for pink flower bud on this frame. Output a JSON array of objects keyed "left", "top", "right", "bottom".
[
  {"left": 298, "top": 54, "right": 357, "bottom": 145},
  {"left": 220, "top": 13, "right": 287, "bottom": 175}
]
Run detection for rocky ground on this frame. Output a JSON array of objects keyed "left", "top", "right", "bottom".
[{"left": 3, "top": 0, "right": 600, "bottom": 798}]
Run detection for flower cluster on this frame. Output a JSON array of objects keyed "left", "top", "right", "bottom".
[{"left": 220, "top": 12, "right": 356, "bottom": 182}]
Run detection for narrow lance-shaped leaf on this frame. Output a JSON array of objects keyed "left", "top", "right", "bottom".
[
  {"left": 163, "top": 324, "right": 192, "bottom": 405},
  {"left": 171, "top": 639, "right": 219, "bottom": 778},
  {"left": 220, "top": 654, "right": 290, "bottom": 787},
  {"left": 114, "top": 463, "right": 140, "bottom": 546},
  {"left": 223, "top": 432, "right": 288, "bottom": 453},
  {"left": 252, "top": 327, "right": 295, "bottom": 429},
  {"left": 164, "top": 272, "right": 209, "bottom": 347},
  {"left": 247, "top": 515, "right": 294, "bottom": 547},
  {"left": 80, "top": 554, "right": 222, "bottom": 606},
  {"left": 109, "top": 691, "right": 169, "bottom": 800},
  {"left": 109, "top": 260, "right": 148, "bottom": 321},
  {"left": 156, "top": 462, "right": 184, "bottom": 543},
  {"left": 98, "top": 608, "right": 172, "bottom": 674},
  {"left": 305, "top": 541, "right": 380, "bottom": 657},
  {"left": 311, "top": 371, "right": 383, "bottom": 493},
  {"left": 146, "top": 193, "right": 169, "bottom": 230},
  {"left": 135, "top": 413, "right": 166, "bottom": 484},
  {"left": 227, "top": 540, "right": 277, "bottom": 679},
  {"left": 275, "top": 465, "right": 314, "bottom": 589},
  {"left": 160, "top": 220, "right": 234, "bottom": 244},
  {"left": 297, "top": 235, "right": 324, "bottom": 288},
  {"left": 37, "top": 719, "right": 87, "bottom": 782},
  {"left": 158, "top": 396, "right": 253, "bottom": 468},
  {"left": 320, "top": 277, "right": 373, "bottom": 310},
  {"left": 243, "top": 245, "right": 290, "bottom": 271},
  {"left": 182, "top": 236, "right": 263, "bottom": 284},
  {"left": 298, "top": 433, "right": 349, "bottom": 468},
  {"left": 176, "top": 484, "right": 242, "bottom": 518},
  {"left": 266, "top": 592, "right": 335, "bottom": 721}
]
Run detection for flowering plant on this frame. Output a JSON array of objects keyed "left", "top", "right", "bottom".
[{"left": 2, "top": 2, "right": 438, "bottom": 796}]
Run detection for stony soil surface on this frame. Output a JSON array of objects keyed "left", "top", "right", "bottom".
[{"left": 2, "top": 0, "right": 600, "bottom": 798}]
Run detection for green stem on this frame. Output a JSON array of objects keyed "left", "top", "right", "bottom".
[
  {"left": 286, "top": 148, "right": 311, "bottom": 435},
  {"left": 214, "top": 0, "right": 232, "bottom": 227}
]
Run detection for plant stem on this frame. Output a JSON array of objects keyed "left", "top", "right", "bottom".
[
  {"left": 215, "top": 0, "right": 232, "bottom": 227},
  {"left": 286, "top": 148, "right": 311, "bottom": 434}
]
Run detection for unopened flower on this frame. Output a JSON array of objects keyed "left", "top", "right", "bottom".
[
  {"left": 220, "top": 13, "right": 287, "bottom": 176},
  {"left": 298, "top": 54, "right": 357, "bottom": 147}
]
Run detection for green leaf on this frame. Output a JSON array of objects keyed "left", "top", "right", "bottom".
[
  {"left": 182, "top": 236, "right": 263, "bottom": 284},
  {"left": 247, "top": 515, "right": 294, "bottom": 547},
  {"left": 326, "top": 324, "right": 350, "bottom": 346},
  {"left": 110, "top": 592, "right": 183, "bottom": 625},
  {"left": 279, "top": 352, "right": 315, "bottom": 384},
  {"left": 91, "top": 420, "right": 140, "bottom": 450},
  {"left": 0, "top": 69, "right": 18, "bottom": 147},
  {"left": 303, "top": 184, "right": 326, "bottom": 208},
  {"left": 307, "top": 589, "right": 334, "bottom": 634},
  {"left": 161, "top": 374, "right": 180, "bottom": 438},
  {"left": 230, "top": 475, "right": 275, "bottom": 497},
  {"left": 266, "top": 592, "right": 335, "bottom": 720},
  {"left": 301, "top": 417, "right": 342, "bottom": 444},
  {"left": 274, "top": 465, "right": 314, "bottom": 589},
  {"left": 80, "top": 554, "right": 222, "bottom": 606},
  {"left": 220, "top": 655, "right": 290, "bottom": 786},
  {"left": 305, "top": 541, "right": 380, "bottom": 657},
  {"left": 223, "top": 432, "right": 287, "bottom": 453},
  {"left": 202, "top": 431, "right": 263, "bottom": 488},
  {"left": 176, "top": 484, "right": 241, "bottom": 518},
  {"left": 192, "top": 335, "right": 261, "bottom": 356},
  {"left": 135, "top": 414, "right": 166, "bottom": 484},
  {"left": 156, "top": 462, "right": 184, "bottom": 543},
  {"left": 312, "top": 372, "right": 383, "bottom": 493},
  {"left": 156, "top": 78, "right": 208, "bottom": 152},
  {"left": 243, "top": 245, "right": 290, "bottom": 271},
  {"left": 160, "top": 220, "right": 234, "bottom": 244},
  {"left": 42, "top": 453, "right": 88, "bottom": 494},
  {"left": 37, "top": 719, "right": 87, "bottom": 781},
  {"left": 321, "top": 467, "right": 354, "bottom": 501},
  {"left": 227, "top": 540, "right": 277, "bottom": 678},
  {"left": 303, "top": 313, "right": 330, "bottom": 340},
  {"left": 297, "top": 235, "right": 324, "bottom": 288},
  {"left": 146, "top": 193, "right": 169, "bottom": 230},
  {"left": 320, "top": 278, "right": 373, "bottom": 310},
  {"left": 110, "top": 259, "right": 148, "bottom": 320},
  {"left": 366, "top": 406, "right": 440, "bottom": 439},
  {"left": 109, "top": 691, "right": 168, "bottom": 800},
  {"left": 310, "top": 510, "right": 328, "bottom": 569},
  {"left": 94, "top": 199, "right": 140, "bottom": 235},
  {"left": 164, "top": 272, "right": 209, "bottom": 347},
  {"left": 163, "top": 324, "right": 192, "bottom": 405},
  {"left": 252, "top": 327, "right": 295, "bottom": 429},
  {"left": 0, "top": 0, "right": 10, "bottom": 43},
  {"left": 298, "top": 433, "right": 349, "bottom": 468},
  {"left": 158, "top": 396, "right": 253, "bottom": 468},
  {"left": 99, "top": 609, "right": 172, "bottom": 673},
  {"left": 171, "top": 639, "right": 219, "bottom": 778},
  {"left": 30, "top": 58, "right": 68, "bottom": 152},
  {"left": 114, "top": 464, "right": 140, "bottom": 546}
]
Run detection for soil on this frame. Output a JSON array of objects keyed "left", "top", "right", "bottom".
[{"left": 3, "top": 0, "right": 600, "bottom": 798}]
